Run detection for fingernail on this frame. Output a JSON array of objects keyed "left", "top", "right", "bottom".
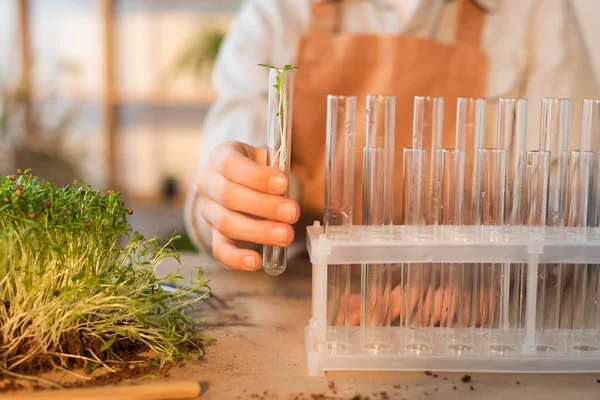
[
  {"left": 277, "top": 203, "right": 296, "bottom": 222},
  {"left": 269, "top": 226, "right": 287, "bottom": 245},
  {"left": 269, "top": 176, "right": 286, "bottom": 192},
  {"left": 242, "top": 256, "right": 256, "bottom": 271}
]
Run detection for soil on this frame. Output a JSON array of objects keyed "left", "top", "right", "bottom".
[{"left": 0, "top": 329, "right": 206, "bottom": 392}]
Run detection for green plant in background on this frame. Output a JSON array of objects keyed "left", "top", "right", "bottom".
[
  {"left": 0, "top": 78, "right": 16, "bottom": 141},
  {"left": 0, "top": 170, "right": 212, "bottom": 386},
  {"left": 168, "top": 26, "right": 226, "bottom": 78},
  {"left": 0, "top": 62, "right": 83, "bottom": 186}
]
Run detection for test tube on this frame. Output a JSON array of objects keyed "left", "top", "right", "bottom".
[
  {"left": 532, "top": 100, "right": 570, "bottom": 351},
  {"left": 521, "top": 151, "right": 556, "bottom": 344},
  {"left": 477, "top": 149, "right": 507, "bottom": 228},
  {"left": 565, "top": 150, "right": 594, "bottom": 232},
  {"left": 538, "top": 99, "right": 571, "bottom": 227},
  {"left": 455, "top": 98, "right": 487, "bottom": 225},
  {"left": 476, "top": 149, "right": 507, "bottom": 347},
  {"left": 361, "top": 95, "right": 395, "bottom": 352},
  {"left": 324, "top": 95, "right": 356, "bottom": 349},
  {"left": 362, "top": 94, "right": 395, "bottom": 235},
  {"left": 439, "top": 149, "right": 466, "bottom": 226},
  {"left": 401, "top": 149, "right": 428, "bottom": 313},
  {"left": 412, "top": 96, "right": 444, "bottom": 225},
  {"left": 522, "top": 151, "right": 551, "bottom": 228},
  {"left": 511, "top": 151, "right": 551, "bottom": 345},
  {"left": 580, "top": 99, "right": 600, "bottom": 228},
  {"left": 324, "top": 95, "right": 357, "bottom": 237},
  {"left": 438, "top": 149, "right": 471, "bottom": 346},
  {"left": 402, "top": 148, "right": 427, "bottom": 227},
  {"left": 494, "top": 98, "right": 528, "bottom": 226},
  {"left": 562, "top": 151, "right": 595, "bottom": 341},
  {"left": 580, "top": 99, "right": 600, "bottom": 346},
  {"left": 399, "top": 148, "right": 432, "bottom": 350},
  {"left": 262, "top": 66, "right": 294, "bottom": 276}
]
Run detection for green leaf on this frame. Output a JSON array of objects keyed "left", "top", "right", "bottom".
[
  {"left": 72, "top": 265, "right": 86, "bottom": 282},
  {"left": 199, "top": 336, "right": 217, "bottom": 343},
  {"left": 100, "top": 336, "right": 116, "bottom": 352}
]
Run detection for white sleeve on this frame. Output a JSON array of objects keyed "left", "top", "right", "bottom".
[
  {"left": 521, "top": 0, "right": 599, "bottom": 152},
  {"left": 183, "top": 0, "right": 308, "bottom": 252}
]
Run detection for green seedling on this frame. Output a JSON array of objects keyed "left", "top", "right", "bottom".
[
  {"left": 0, "top": 170, "right": 212, "bottom": 385},
  {"left": 257, "top": 64, "right": 297, "bottom": 172}
]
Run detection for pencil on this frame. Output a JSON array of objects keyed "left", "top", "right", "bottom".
[{"left": 0, "top": 380, "right": 203, "bottom": 400}]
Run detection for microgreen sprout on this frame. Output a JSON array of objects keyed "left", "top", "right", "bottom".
[
  {"left": 0, "top": 170, "right": 212, "bottom": 385},
  {"left": 257, "top": 64, "right": 297, "bottom": 172}
]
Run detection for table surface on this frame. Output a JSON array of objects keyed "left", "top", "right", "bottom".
[{"left": 151, "top": 252, "right": 600, "bottom": 400}]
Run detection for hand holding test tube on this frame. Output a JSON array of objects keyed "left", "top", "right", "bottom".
[{"left": 260, "top": 64, "right": 296, "bottom": 276}]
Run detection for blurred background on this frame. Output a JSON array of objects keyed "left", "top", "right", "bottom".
[
  {"left": 0, "top": 0, "right": 599, "bottom": 250},
  {"left": 0, "top": 0, "right": 242, "bottom": 249}
]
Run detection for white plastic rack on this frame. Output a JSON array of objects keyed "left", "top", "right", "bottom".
[
  {"left": 305, "top": 223, "right": 600, "bottom": 376},
  {"left": 302, "top": 95, "right": 600, "bottom": 376}
]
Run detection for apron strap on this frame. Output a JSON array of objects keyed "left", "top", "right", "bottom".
[
  {"left": 307, "top": 0, "right": 343, "bottom": 35},
  {"left": 455, "top": 0, "right": 486, "bottom": 48},
  {"left": 307, "top": 0, "right": 486, "bottom": 48}
]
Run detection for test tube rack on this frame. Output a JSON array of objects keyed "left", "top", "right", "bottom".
[{"left": 304, "top": 96, "right": 600, "bottom": 376}]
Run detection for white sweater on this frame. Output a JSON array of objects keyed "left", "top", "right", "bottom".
[{"left": 184, "top": 0, "right": 600, "bottom": 253}]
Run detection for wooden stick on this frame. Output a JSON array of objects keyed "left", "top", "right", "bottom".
[{"left": 0, "top": 380, "right": 202, "bottom": 400}]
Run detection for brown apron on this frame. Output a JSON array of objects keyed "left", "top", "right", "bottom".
[{"left": 291, "top": 0, "right": 488, "bottom": 237}]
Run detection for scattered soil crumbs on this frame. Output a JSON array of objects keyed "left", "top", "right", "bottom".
[
  {"left": 460, "top": 374, "right": 472, "bottom": 383},
  {"left": 424, "top": 370, "right": 433, "bottom": 376},
  {"left": 596, "top": 379, "right": 600, "bottom": 384},
  {"left": 470, "top": 385, "right": 475, "bottom": 391},
  {"left": 279, "top": 386, "right": 394, "bottom": 400}
]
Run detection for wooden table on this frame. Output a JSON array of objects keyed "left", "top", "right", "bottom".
[{"left": 154, "top": 252, "right": 600, "bottom": 400}]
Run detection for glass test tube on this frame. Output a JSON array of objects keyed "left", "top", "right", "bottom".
[
  {"left": 325, "top": 95, "right": 357, "bottom": 237},
  {"left": 412, "top": 96, "right": 444, "bottom": 225},
  {"left": 399, "top": 148, "right": 432, "bottom": 350},
  {"left": 520, "top": 151, "right": 557, "bottom": 347},
  {"left": 538, "top": 99, "right": 571, "bottom": 227},
  {"left": 562, "top": 151, "right": 595, "bottom": 342},
  {"left": 580, "top": 99, "right": 600, "bottom": 348},
  {"left": 438, "top": 149, "right": 472, "bottom": 349},
  {"left": 477, "top": 149, "right": 507, "bottom": 228},
  {"left": 495, "top": 98, "right": 528, "bottom": 226},
  {"left": 262, "top": 67, "right": 294, "bottom": 276},
  {"left": 361, "top": 95, "right": 395, "bottom": 352},
  {"left": 532, "top": 100, "right": 570, "bottom": 351},
  {"left": 402, "top": 148, "right": 427, "bottom": 227},
  {"left": 522, "top": 151, "right": 551, "bottom": 228},
  {"left": 476, "top": 149, "right": 507, "bottom": 347},
  {"left": 520, "top": 151, "right": 552, "bottom": 348},
  {"left": 580, "top": 99, "right": 600, "bottom": 228},
  {"left": 324, "top": 95, "right": 356, "bottom": 349},
  {"left": 565, "top": 151, "right": 594, "bottom": 231},
  {"left": 439, "top": 149, "right": 466, "bottom": 226},
  {"left": 455, "top": 98, "right": 486, "bottom": 225}
]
